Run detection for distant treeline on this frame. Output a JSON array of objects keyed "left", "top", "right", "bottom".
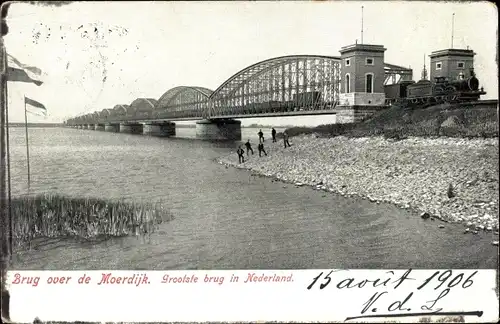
[
  {"left": 8, "top": 123, "right": 63, "bottom": 128},
  {"left": 244, "top": 123, "right": 290, "bottom": 128}
]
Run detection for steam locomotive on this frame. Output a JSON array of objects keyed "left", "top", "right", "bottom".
[{"left": 384, "top": 68, "right": 486, "bottom": 107}]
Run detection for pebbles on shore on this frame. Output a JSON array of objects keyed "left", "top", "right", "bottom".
[{"left": 218, "top": 135, "right": 499, "bottom": 232}]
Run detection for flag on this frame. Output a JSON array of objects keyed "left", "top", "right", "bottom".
[
  {"left": 6, "top": 53, "right": 43, "bottom": 86},
  {"left": 26, "top": 107, "right": 47, "bottom": 117},
  {"left": 8, "top": 54, "right": 42, "bottom": 75},
  {"left": 25, "top": 96, "right": 47, "bottom": 116},
  {"left": 7, "top": 68, "right": 43, "bottom": 86}
]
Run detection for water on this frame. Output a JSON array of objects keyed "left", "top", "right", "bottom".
[{"left": 7, "top": 127, "right": 498, "bottom": 270}]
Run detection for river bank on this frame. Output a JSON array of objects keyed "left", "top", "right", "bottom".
[{"left": 217, "top": 135, "right": 499, "bottom": 237}]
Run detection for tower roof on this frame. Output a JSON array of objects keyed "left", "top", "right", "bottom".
[
  {"left": 429, "top": 48, "right": 475, "bottom": 59},
  {"left": 339, "top": 44, "right": 386, "bottom": 55}
]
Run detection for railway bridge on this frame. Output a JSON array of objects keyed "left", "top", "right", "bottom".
[{"left": 66, "top": 46, "right": 413, "bottom": 140}]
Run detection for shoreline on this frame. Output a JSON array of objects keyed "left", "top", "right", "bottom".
[{"left": 217, "top": 134, "right": 499, "bottom": 238}]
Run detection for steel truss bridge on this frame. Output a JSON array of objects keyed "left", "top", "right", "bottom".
[{"left": 66, "top": 55, "right": 412, "bottom": 126}]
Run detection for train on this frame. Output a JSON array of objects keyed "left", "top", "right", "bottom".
[
  {"left": 384, "top": 68, "right": 486, "bottom": 107},
  {"left": 238, "top": 91, "right": 329, "bottom": 114}
]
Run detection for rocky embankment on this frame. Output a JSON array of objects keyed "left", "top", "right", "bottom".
[{"left": 217, "top": 135, "right": 499, "bottom": 239}]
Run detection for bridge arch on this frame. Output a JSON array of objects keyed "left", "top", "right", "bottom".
[
  {"left": 99, "top": 109, "right": 112, "bottom": 117},
  {"left": 90, "top": 111, "right": 99, "bottom": 123},
  {"left": 82, "top": 113, "right": 94, "bottom": 123},
  {"left": 129, "top": 98, "right": 157, "bottom": 119},
  {"left": 155, "top": 86, "right": 213, "bottom": 119},
  {"left": 209, "top": 55, "right": 341, "bottom": 117},
  {"left": 98, "top": 109, "right": 112, "bottom": 123},
  {"left": 111, "top": 105, "right": 128, "bottom": 120}
]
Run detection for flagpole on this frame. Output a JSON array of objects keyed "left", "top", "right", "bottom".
[
  {"left": 361, "top": 6, "right": 364, "bottom": 45},
  {"left": 5, "top": 71, "right": 12, "bottom": 258},
  {"left": 1, "top": 7, "right": 13, "bottom": 322},
  {"left": 1, "top": 37, "right": 11, "bottom": 269},
  {"left": 24, "top": 96, "right": 30, "bottom": 190},
  {"left": 451, "top": 13, "right": 455, "bottom": 49}
]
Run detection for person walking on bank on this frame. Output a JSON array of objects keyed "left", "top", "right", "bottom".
[
  {"left": 271, "top": 128, "right": 277, "bottom": 142},
  {"left": 258, "top": 142, "right": 268, "bottom": 157},
  {"left": 237, "top": 146, "right": 245, "bottom": 163},
  {"left": 283, "top": 130, "right": 291, "bottom": 148},
  {"left": 245, "top": 139, "right": 254, "bottom": 156},
  {"left": 258, "top": 129, "right": 264, "bottom": 143}
]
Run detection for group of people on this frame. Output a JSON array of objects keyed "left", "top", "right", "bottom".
[{"left": 236, "top": 128, "right": 291, "bottom": 163}]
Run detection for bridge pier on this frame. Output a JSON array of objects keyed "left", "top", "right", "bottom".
[
  {"left": 95, "top": 124, "right": 105, "bottom": 131},
  {"left": 334, "top": 105, "right": 388, "bottom": 123},
  {"left": 196, "top": 119, "right": 241, "bottom": 141},
  {"left": 105, "top": 123, "right": 120, "bottom": 132},
  {"left": 120, "top": 123, "right": 144, "bottom": 134},
  {"left": 143, "top": 122, "right": 176, "bottom": 137}
]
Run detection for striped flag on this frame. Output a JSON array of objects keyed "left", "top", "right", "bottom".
[
  {"left": 25, "top": 96, "right": 47, "bottom": 116},
  {"left": 8, "top": 54, "right": 42, "bottom": 75},
  {"left": 6, "top": 53, "right": 43, "bottom": 86}
]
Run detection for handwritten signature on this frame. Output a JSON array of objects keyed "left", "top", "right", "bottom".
[{"left": 306, "top": 269, "right": 483, "bottom": 321}]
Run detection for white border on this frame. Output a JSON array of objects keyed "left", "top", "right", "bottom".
[{"left": 6, "top": 269, "right": 499, "bottom": 323}]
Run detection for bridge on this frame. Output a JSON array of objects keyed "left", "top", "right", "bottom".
[{"left": 66, "top": 48, "right": 413, "bottom": 140}]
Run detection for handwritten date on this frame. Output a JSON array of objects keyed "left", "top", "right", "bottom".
[
  {"left": 307, "top": 269, "right": 476, "bottom": 291},
  {"left": 307, "top": 269, "right": 478, "bottom": 319}
]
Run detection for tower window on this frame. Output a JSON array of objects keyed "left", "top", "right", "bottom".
[
  {"left": 365, "top": 73, "right": 373, "bottom": 93},
  {"left": 366, "top": 58, "right": 374, "bottom": 65},
  {"left": 457, "top": 62, "right": 465, "bottom": 68},
  {"left": 345, "top": 73, "right": 350, "bottom": 93},
  {"left": 345, "top": 59, "right": 350, "bottom": 66},
  {"left": 436, "top": 62, "right": 442, "bottom": 70}
]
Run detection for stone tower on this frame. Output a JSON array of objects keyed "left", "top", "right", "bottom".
[
  {"left": 339, "top": 43, "right": 386, "bottom": 106},
  {"left": 429, "top": 48, "right": 475, "bottom": 81}
]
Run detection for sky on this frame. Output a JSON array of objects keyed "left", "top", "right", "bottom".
[{"left": 4, "top": 1, "right": 498, "bottom": 126}]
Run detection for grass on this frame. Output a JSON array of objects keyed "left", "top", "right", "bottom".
[
  {"left": 282, "top": 123, "right": 357, "bottom": 138},
  {"left": 244, "top": 123, "right": 292, "bottom": 129},
  {"left": 10, "top": 194, "right": 173, "bottom": 248},
  {"left": 284, "top": 103, "right": 499, "bottom": 139}
]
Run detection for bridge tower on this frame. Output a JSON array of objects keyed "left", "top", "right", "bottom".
[
  {"left": 429, "top": 48, "right": 475, "bottom": 81},
  {"left": 339, "top": 43, "right": 387, "bottom": 106}
]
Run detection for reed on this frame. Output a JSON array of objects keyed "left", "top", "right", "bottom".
[{"left": 10, "top": 194, "right": 173, "bottom": 247}]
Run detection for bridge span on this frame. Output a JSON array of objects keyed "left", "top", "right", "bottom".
[{"left": 66, "top": 50, "right": 412, "bottom": 140}]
